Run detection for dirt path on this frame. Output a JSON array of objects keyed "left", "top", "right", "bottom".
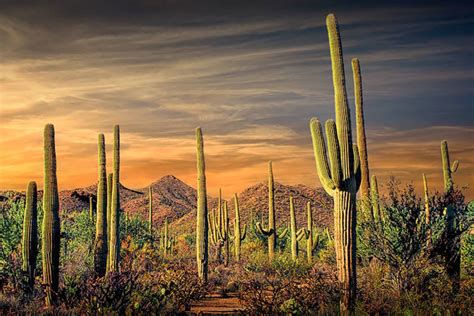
[{"left": 188, "top": 293, "right": 244, "bottom": 315}]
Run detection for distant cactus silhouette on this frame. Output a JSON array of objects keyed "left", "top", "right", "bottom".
[
  {"left": 289, "top": 196, "right": 308, "bottom": 262},
  {"left": 256, "top": 161, "right": 288, "bottom": 261},
  {"left": 22, "top": 181, "right": 38, "bottom": 291},
  {"left": 161, "top": 218, "right": 173, "bottom": 256},
  {"left": 42, "top": 124, "right": 61, "bottom": 306},
  {"left": 94, "top": 134, "right": 107, "bottom": 277},
  {"left": 196, "top": 127, "right": 208, "bottom": 282},
  {"left": 108, "top": 125, "right": 120, "bottom": 272},
  {"left": 301, "top": 202, "right": 319, "bottom": 264},
  {"left": 309, "top": 14, "right": 361, "bottom": 313}
]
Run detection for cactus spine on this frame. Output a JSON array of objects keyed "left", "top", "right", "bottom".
[
  {"left": 304, "top": 202, "right": 319, "bottom": 264},
  {"left": 233, "top": 194, "right": 246, "bottom": 261},
  {"left": 256, "top": 161, "right": 288, "bottom": 261},
  {"left": 149, "top": 186, "right": 153, "bottom": 236},
  {"left": 22, "top": 181, "right": 38, "bottom": 291},
  {"left": 440, "top": 140, "right": 460, "bottom": 292},
  {"left": 108, "top": 125, "right": 120, "bottom": 272},
  {"left": 42, "top": 124, "right": 61, "bottom": 306},
  {"left": 94, "top": 134, "right": 108, "bottom": 277},
  {"left": 196, "top": 127, "right": 208, "bottom": 282},
  {"left": 309, "top": 14, "right": 361, "bottom": 313}
]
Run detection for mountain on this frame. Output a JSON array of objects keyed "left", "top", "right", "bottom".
[{"left": 0, "top": 176, "right": 333, "bottom": 232}]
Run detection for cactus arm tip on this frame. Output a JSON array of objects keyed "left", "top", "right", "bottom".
[
  {"left": 278, "top": 226, "right": 288, "bottom": 239},
  {"left": 452, "top": 160, "right": 459, "bottom": 173}
]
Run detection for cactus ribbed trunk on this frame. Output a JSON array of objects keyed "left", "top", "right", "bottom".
[
  {"left": 42, "top": 124, "right": 60, "bottom": 306},
  {"left": 149, "top": 186, "right": 153, "bottom": 236},
  {"left": 94, "top": 134, "right": 108, "bottom": 277},
  {"left": 290, "top": 196, "right": 298, "bottom": 261},
  {"left": 106, "top": 172, "right": 113, "bottom": 272},
  {"left": 309, "top": 14, "right": 361, "bottom": 314},
  {"left": 223, "top": 201, "right": 230, "bottom": 266},
  {"left": 268, "top": 161, "right": 276, "bottom": 260},
  {"left": 22, "top": 181, "right": 38, "bottom": 291},
  {"left": 108, "top": 125, "right": 120, "bottom": 272},
  {"left": 196, "top": 127, "right": 208, "bottom": 283}
]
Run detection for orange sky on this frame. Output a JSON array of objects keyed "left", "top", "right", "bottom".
[{"left": 0, "top": 2, "right": 472, "bottom": 200}]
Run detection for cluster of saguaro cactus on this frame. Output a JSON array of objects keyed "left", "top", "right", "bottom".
[
  {"left": 94, "top": 134, "right": 108, "bottom": 277},
  {"left": 302, "top": 202, "right": 319, "bottom": 264},
  {"left": 309, "top": 14, "right": 362, "bottom": 313},
  {"left": 256, "top": 161, "right": 288, "bottom": 261},
  {"left": 232, "top": 194, "right": 246, "bottom": 261},
  {"left": 195, "top": 127, "right": 208, "bottom": 282},
  {"left": 160, "top": 218, "right": 173, "bottom": 256},
  {"left": 108, "top": 125, "right": 120, "bottom": 272},
  {"left": 208, "top": 190, "right": 230, "bottom": 265},
  {"left": 42, "top": 124, "right": 61, "bottom": 306},
  {"left": 289, "top": 196, "right": 308, "bottom": 262},
  {"left": 22, "top": 181, "right": 38, "bottom": 291}
]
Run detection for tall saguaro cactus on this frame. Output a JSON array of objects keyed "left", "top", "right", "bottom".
[
  {"left": 42, "top": 124, "right": 61, "bottom": 306},
  {"left": 196, "top": 127, "right": 208, "bottom": 282},
  {"left": 106, "top": 172, "right": 113, "bottom": 272},
  {"left": 440, "top": 140, "right": 460, "bottom": 292},
  {"left": 22, "top": 181, "right": 38, "bottom": 290},
  {"left": 309, "top": 14, "right": 361, "bottom": 313},
  {"left": 256, "top": 161, "right": 288, "bottom": 261},
  {"left": 94, "top": 134, "right": 108, "bottom": 277},
  {"left": 108, "top": 125, "right": 120, "bottom": 272},
  {"left": 233, "top": 194, "right": 246, "bottom": 261},
  {"left": 148, "top": 186, "right": 153, "bottom": 236}
]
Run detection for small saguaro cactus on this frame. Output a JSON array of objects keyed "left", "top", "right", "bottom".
[
  {"left": 22, "top": 181, "right": 38, "bottom": 291},
  {"left": 196, "top": 127, "right": 209, "bottom": 282},
  {"left": 232, "top": 194, "right": 246, "bottom": 261},
  {"left": 309, "top": 14, "right": 362, "bottom": 313},
  {"left": 370, "top": 176, "right": 381, "bottom": 226},
  {"left": 42, "top": 124, "right": 61, "bottom": 306},
  {"left": 441, "top": 140, "right": 459, "bottom": 193},
  {"left": 94, "top": 134, "right": 108, "bottom": 277},
  {"left": 208, "top": 192, "right": 231, "bottom": 265},
  {"left": 422, "top": 174, "right": 431, "bottom": 246},
  {"left": 106, "top": 172, "right": 113, "bottom": 271},
  {"left": 108, "top": 125, "right": 120, "bottom": 273},
  {"left": 289, "top": 196, "right": 309, "bottom": 262},
  {"left": 302, "top": 202, "right": 319, "bottom": 264},
  {"left": 148, "top": 186, "right": 153, "bottom": 236},
  {"left": 256, "top": 161, "right": 288, "bottom": 261},
  {"left": 161, "top": 218, "right": 173, "bottom": 256}
]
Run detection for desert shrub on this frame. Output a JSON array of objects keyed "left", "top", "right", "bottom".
[{"left": 238, "top": 260, "right": 338, "bottom": 314}]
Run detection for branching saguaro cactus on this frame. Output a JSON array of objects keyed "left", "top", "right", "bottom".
[
  {"left": 302, "top": 202, "right": 319, "bottom": 264},
  {"left": 42, "top": 124, "right": 61, "bottom": 306},
  {"left": 256, "top": 161, "right": 288, "bottom": 261},
  {"left": 196, "top": 127, "right": 208, "bottom": 282},
  {"left": 232, "top": 194, "right": 246, "bottom": 261},
  {"left": 208, "top": 190, "right": 231, "bottom": 265},
  {"left": 106, "top": 172, "right": 113, "bottom": 271},
  {"left": 22, "top": 181, "right": 38, "bottom": 291},
  {"left": 148, "top": 186, "right": 153, "bottom": 236},
  {"left": 94, "top": 134, "right": 108, "bottom": 277},
  {"left": 289, "top": 196, "right": 308, "bottom": 262},
  {"left": 309, "top": 14, "right": 361, "bottom": 313},
  {"left": 108, "top": 125, "right": 120, "bottom": 273},
  {"left": 440, "top": 140, "right": 461, "bottom": 292}
]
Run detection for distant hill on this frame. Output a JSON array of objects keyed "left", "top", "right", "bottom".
[{"left": 0, "top": 176, "right": 333, "bottom": 232}]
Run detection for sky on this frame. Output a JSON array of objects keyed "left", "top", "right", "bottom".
[{"left": 1, "top": 0, "right": 473, "bottom": 199}]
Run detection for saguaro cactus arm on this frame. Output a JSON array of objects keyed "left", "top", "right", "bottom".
[
  {"left": 310, "top": 118, "right": 336, "bottom": 195},
  {"left": 256, "top": 222, "right": 274, "bottom": 236}
]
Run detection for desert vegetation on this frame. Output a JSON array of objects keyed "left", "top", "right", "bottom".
[{"left": 0, "top": 13, "right": 473, "bottom": 315}]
